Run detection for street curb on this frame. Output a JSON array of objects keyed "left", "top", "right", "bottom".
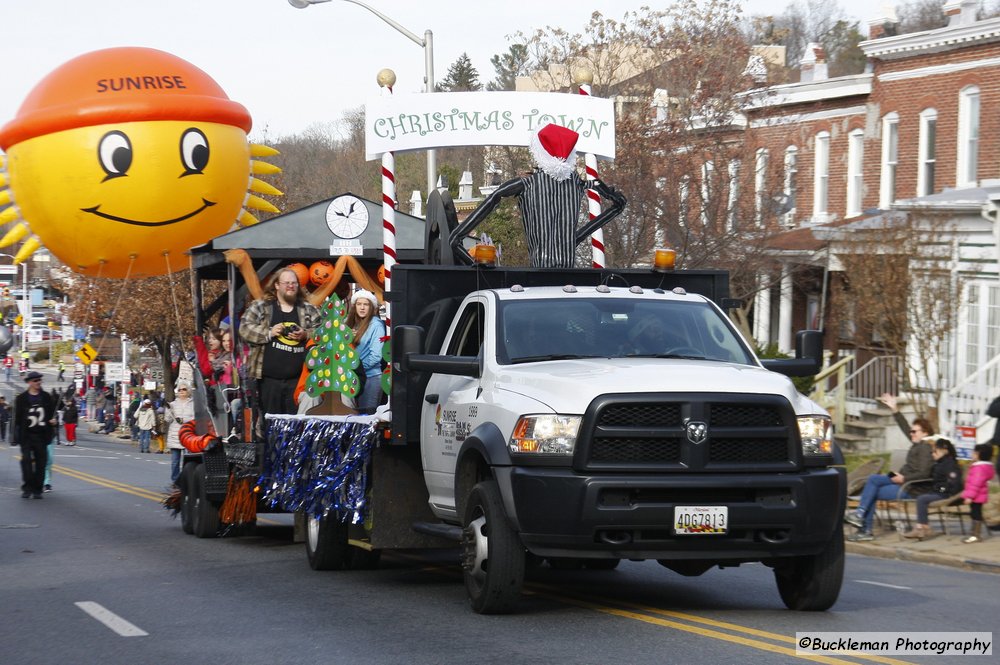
[{"left": 845, "top": 541, "right": 1000, "bottom": 574}]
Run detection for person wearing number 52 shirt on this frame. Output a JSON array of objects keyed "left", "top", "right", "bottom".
[{"left": 12, "top": 371, "right": 57, "bottom": 499}]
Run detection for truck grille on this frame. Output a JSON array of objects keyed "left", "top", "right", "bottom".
[{"left": 580, "top": 394, "right": 797, "bottom": 472}]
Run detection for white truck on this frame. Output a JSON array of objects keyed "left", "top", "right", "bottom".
[{"left": 181, "top": 192, "right": 845, "bottom": 615}]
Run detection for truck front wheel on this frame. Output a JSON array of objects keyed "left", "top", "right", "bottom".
[
  {"left": 306, "top": 514, "right": 349, "bottom": 571},
  {"left": 191, "top": 465, "right": 219, "bottom": 539},
  {"left": 773, "top": 526, "right": 844, "bottom": 611},
  {"left": 461, "top": 480, "right": 525, "bottom": 614}
]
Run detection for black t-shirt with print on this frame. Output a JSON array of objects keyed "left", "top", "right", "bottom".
[{"left": 262, "top": 302, "right": 307, "bottom": 380}]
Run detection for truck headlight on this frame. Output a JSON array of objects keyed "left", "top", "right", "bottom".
[
  {"left": 798, "top": 415, "right": 833, "bottom": 456},
  {"left": 509, "top": 415, "right": 581, "bottom": 455}
]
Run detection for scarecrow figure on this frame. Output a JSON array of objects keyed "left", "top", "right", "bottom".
[{"left": 449, "top": 123, "right": 625, "bottom": 268}]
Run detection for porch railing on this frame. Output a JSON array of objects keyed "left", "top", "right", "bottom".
[
  {"left": 939, "top": 354, "right": 1000, "bottom": 442},
  {"left": 809, "top": 354, "right": 854, "bottom": 432}
]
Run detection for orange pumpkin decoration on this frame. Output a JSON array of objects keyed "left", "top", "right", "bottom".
[
  {"left": 377, "top": 264, "right": 386, "bottom": 285},
  {"left": 309, "top": 260, "right": 334, "bottom": 287},
  {"left": 287, "top": 262, "right": 309, "bottom": 288}
]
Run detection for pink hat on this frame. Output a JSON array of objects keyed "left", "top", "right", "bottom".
[{"left": 529, "top": 123, "right": 579, "bottom": 181}]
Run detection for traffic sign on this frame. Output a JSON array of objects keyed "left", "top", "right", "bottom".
[{"left": 76, "top": 342, "right": 97, "bottom": 365}]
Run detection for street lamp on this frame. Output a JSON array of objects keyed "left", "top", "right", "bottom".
[
  {"left": 0, "top": 252, "right": 28, "bottom": 353},
  {"left": 287, "top": 0, "right": 437, "bottom": 201}
]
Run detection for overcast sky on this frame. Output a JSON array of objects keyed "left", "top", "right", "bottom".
[{"left": 0, "top": 0, "right": 896, "bottom": 142}]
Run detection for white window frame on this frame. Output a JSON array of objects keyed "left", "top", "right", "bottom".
[
  {"left": 846, "top": 129, "right": 865, "bottom": 217},
  {"left": 727, "top": 160, "right": 740, "bottom": 231},
  {"left": 918, "top": 108, "right": 937, "bottom": 197},
  {"left": 700, "top": 160, "right": 714, "bottom": 226},
  {"left": 678, "top": 175, "right": 689, "bottom": 228},
  {"left": 879, "top": 113, "right": 899, "bottom": 209},
  {"left": 754, "top": 148, "right": 768, "bottom": 227},
  {"left": 783, "top": 146, "right": 798, "bottom": 226},
  {"left": 957, "top": 85, "right": 980, "bottom": 188},
  {"left": 813, "top": 131, "right": 830, "bottom": 221}
]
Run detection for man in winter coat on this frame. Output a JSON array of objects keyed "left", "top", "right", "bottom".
[{"left": 12, "top": 371, "right": 57, "bottom": 499}]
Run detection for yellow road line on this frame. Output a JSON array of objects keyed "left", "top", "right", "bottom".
[{"left": 49, "top": 464, "right": 283, "bottom": 526}]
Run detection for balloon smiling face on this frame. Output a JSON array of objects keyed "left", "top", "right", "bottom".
[
  {"left": 6, "top": 120, "right": 250, "bottom": 276},
  {"left": 0, "top": 47, "right": 281, "bottom": 278}
]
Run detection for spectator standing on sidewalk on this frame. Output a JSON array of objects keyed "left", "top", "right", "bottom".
[
  {"left": 57, "top": 360, "right": 65, "bottom": 383},
  {"left": 0, "top": 395, "right": 10, "bottom": 441},
  {"left": 135, "top": 399, "right": 156, "bottom": 453},
  {"left": 12, "top": 371, "right": 57, "bottom": 499},
  {"left": 845, "top": 394, "right": 935, "bottom": 541},
  {"left": 94, "top": 388, "right": 107, "bottom": 424},
  {"left": 62, "top": 397, "right": 78, "bottom": 446},
  {"left": 962, "top": 443, "right": 996, "bottom": 544},
  {"left": 163, "top": 382, "right": 195, "bottom": 484}
]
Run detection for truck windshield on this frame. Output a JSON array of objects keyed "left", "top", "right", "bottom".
[{"left": 498, "top": 298, "right": 755, "bottom": 366}]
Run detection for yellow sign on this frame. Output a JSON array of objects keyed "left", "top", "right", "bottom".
[
  {"left": 14, "top": 314, "right": 23, "bottom": 325},
  {"left": 76, "top": 342, "right": 97, "bottom": 365}
]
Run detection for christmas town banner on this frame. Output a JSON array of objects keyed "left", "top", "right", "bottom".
[{"left": 364, "top": 91, "right": 615, "bottom": 160}]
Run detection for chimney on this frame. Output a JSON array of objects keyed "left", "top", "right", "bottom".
[
  {"left": 867, "top": 4, "right": 900, "bottom": 39},
  {"left": 459, "top": 170, "right": 474, "bottom": 200},
  {"left": 944, "top": 0, "right": 978, "bottom": 26},
  {"left": 409, "top": 190, "right": 423, "bottom": 218},
  {"left": 742, "top": 54, "right": 768, "bottom": 87},
  {"left": 799, "top": 43, "right": 828, "bottom": 83}
]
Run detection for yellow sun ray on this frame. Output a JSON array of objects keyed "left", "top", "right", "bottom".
[
  {"left": 244, "top": 194, "right": 280, "bottom": 214},
  {"left": 0, "top": 189, "right": 11, "bottom": 207},
  {"left": 237, "top": 209, "right": 260, "bottom": 227},
  {"left": 250, "top": 160, "right": 281, "bottom": 176},
  {"left": 0, "top": 173, "right": 8, "bottom": 187},
  {"left": 0, "top": 221, "right": 28, "bottom": 247},
  {"left": 13, "top": 235, "right": 41, "bottom": 263},
  {"left": 0, "top": 207, "right": 19, "bottom": 226},
  {"left": 249, "top": 177, "right": 283, "bottom": 197},
  {"left": 250, "top": 144, "right": 280, "bottom": 158}
]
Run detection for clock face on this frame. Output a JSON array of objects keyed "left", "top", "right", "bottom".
[{"left": 325, "top": 195, "right": 370, "bottom": 239}]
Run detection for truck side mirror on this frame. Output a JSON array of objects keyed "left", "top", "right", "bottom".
[
  {"left": 395, "top": 325, "right": 425, "bottom": 367},
  {"left": 760, "top": 330, "right": 823, "bottom": 378},
  {"left": 397, "top": 324, "right": 480, "bottom": 378}
]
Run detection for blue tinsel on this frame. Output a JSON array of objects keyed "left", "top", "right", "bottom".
[{"left": 259, "top": 416, "right": 378, "bottom": 524}]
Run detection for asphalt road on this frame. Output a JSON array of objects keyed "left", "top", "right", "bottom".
[{"left": 1, "top": 375, "right": 997, "bottom": 664}]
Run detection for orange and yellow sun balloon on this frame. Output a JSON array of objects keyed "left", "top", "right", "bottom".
[{"left": 0, "top": 47, "right": 281, "bottom": 278}]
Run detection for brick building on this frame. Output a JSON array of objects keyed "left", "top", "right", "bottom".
[{"left": 741, "top": 1, "right": 1000, "bottom": 437}]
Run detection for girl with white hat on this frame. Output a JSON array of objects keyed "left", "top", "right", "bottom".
[{"left": 346, "top": 289, "right": 386, "bottom": 414}]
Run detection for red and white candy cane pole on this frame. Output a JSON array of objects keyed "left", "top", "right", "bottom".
[
  {"left": 574, "top": 68, "right": 605, "bottom": 269},
  {"left": 377, "top": 69, "right": 397, "bottom": 325}
]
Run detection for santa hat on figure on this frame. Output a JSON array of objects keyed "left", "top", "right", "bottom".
[{"left": 529, "top": 123, "right": 579, "bottom": 181}]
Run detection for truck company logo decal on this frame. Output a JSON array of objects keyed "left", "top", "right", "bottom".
[{"left": 685, "top": 420, "right": 708, "bottom": 444}]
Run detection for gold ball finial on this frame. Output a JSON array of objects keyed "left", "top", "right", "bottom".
[
  {"left": 377, "top": 69, "right": 397, "bottom": 88},
  {"left": 572, "top": 68, "right": 594, "bottom": 85}
]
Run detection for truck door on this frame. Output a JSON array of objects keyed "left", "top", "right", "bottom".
[{"left": 420, "top": 297, "right": 486, "bottom": 519}]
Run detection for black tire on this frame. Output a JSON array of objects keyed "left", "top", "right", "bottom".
[
  {"left": 774, "top": 526, "right": 845, "bottom": 611},
  {"left": 583, "top": 558, "right": 621, "bottom": 571},
  {"left": 306, "top": 513, "right": 350, "bottom": 571},
  {"left": 179, "top": 462, "right": 197, "bottom": 535},
  {"left": 191, "top": 465, "right": 219, "bottom": 539},
  {"left": 461, "top": 480, "right": 525, "bottom": 614}
]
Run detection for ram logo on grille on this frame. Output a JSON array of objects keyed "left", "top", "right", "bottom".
[{"left": 685, "top": 420, "right": 708, "bottom": 444}]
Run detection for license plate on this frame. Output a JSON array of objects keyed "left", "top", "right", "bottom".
[{"left": 673, "top": 506, "right": 728, "bottom": 535}]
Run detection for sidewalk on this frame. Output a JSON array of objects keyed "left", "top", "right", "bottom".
[{"left": 845, "top": 523, "right": 1000, "bottom": 574}]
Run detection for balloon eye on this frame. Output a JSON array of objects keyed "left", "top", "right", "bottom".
[
  {"left": 98, "top": 131, "right": 132, "bottom": 180},
  {"left": 180, "top": 128, "right": 209, "bottom": 175}
]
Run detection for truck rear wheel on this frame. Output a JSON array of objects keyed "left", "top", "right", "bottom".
[
  {"left": 191, "top": 465, "right": 219, "bottom": 539},
  {"left": 461, "top": 480, "right": 525, "bottom": 614},
  {"left": 179, "top": 462, "right": 198, "bottom": 535},
  {"left": 306, "top": 514, "right": 349, "bottom": 570},
  {"left": 774, "top": 526, "right": 844, "bottom": 611}
]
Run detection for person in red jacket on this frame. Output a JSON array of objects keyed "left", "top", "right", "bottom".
[{"left": 962, "top": 443, "right": 996, "bottom": 544}]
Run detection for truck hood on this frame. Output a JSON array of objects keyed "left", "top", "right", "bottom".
[{"left": 493, "top": 358, "right": 821, "bottom": 415}]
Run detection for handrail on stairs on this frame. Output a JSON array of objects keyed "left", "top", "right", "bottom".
[
  {"left": 810, "top": 354, "right": 855, "bottom": 433},
  {"left": 940, "top": 352, "right": 1000, "bottom": 440}
]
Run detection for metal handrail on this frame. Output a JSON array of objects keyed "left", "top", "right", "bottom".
[
  {"left": 939, "top": 353, "right": 1000, "bottom": 441},
  {"left": 809, "top": 355, "right": 854, "bottom": 432}
]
